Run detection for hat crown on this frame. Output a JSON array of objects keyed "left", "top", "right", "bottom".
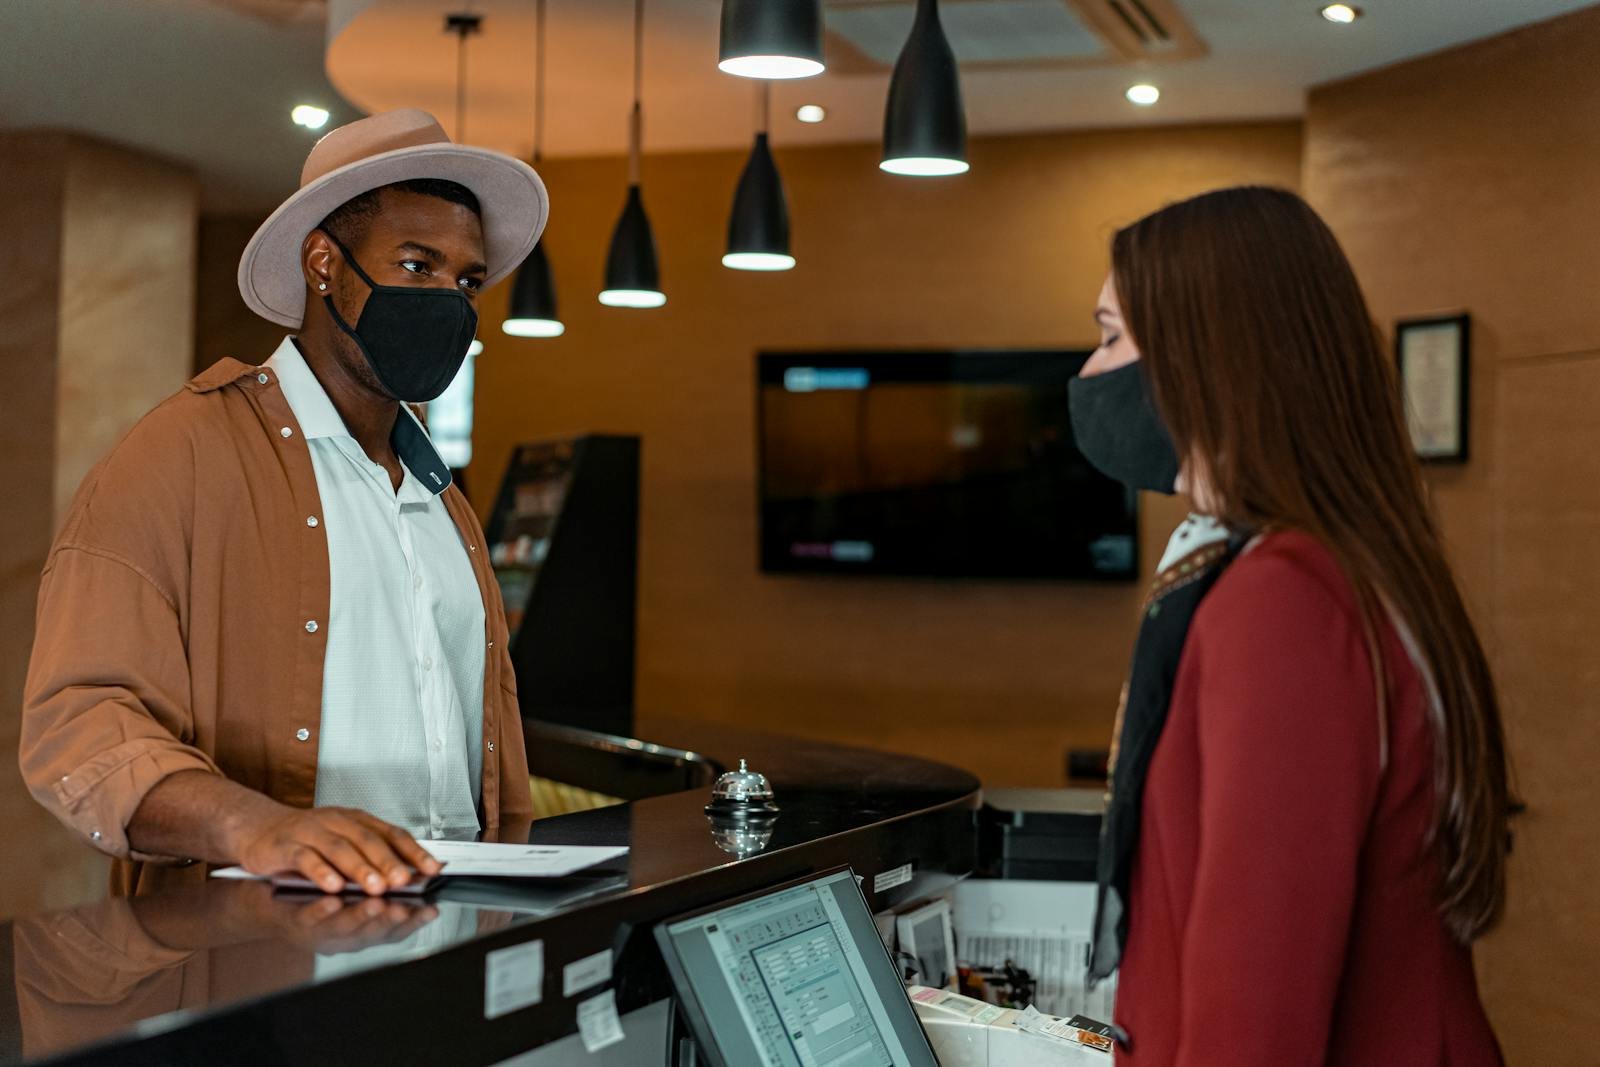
[{"left": 300, "top": 109, "right": 451, "bottom": 188}]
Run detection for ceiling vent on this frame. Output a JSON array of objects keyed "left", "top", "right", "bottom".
[{"left": 824, "top": 0, "right": 1205, "bottom": 74}]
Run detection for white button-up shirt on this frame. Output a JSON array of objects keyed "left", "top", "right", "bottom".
[{"left": 266, "top": 337, "right": 485, "bottom": 839}]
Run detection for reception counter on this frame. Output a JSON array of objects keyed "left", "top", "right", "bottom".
[{"left": 0, "top": 720, "right": 982, "bottom": 1065}]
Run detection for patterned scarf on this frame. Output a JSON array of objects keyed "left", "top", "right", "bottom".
[{"left": 1089, "top": 515, "right": 1246, "bottom": 983}]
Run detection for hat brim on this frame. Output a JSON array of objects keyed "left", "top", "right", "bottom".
[{"left": 238, "top": 143, "right": 549, "bottom": 329}]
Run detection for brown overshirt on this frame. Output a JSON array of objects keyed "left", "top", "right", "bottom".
[{"left": 19, "top": 357, "right": 532, "bottom": 894}]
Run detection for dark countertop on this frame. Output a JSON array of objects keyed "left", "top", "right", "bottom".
[{"left": 0, "top": 719, "right": 981, "bottom": 1066}]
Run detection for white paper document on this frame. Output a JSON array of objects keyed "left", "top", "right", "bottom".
[{"left": 211, "top": 841, "right": 628, "bottom": 883}]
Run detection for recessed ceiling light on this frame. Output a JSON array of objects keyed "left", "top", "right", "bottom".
[
  {"left": 1320, "top": 4, "right": 1361, "bottom": 24},
  {"left": 796, "top": 104, "right": 826, "bottom": 124},
  {"left": 1126, "top": 84, "right": 1160, "bottom": 106},
  {"left": 291, "top": 104, "right": 330, "bottom": 130}
]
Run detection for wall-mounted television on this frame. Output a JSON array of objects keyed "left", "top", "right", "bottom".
[{"left": 757, "top": 350, "right": 1138, "bottom": 580}]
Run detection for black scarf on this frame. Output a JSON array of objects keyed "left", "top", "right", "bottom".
[{"left": 1088, "top": 530, "right": 1248, "bottom": 984}]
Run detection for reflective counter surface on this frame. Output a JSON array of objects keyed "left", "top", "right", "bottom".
[{"left": 0, "top": 720, "right": 981, "bottom": 1065}]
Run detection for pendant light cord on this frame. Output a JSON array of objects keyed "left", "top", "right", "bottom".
[
  {"left": 456, "top": 24, "right": 467, "bottom": 143},
  {"left": 534, "top": 0, "right": 546, "bottom": 164},
  {"left": 447, "top": 12, "right": 482, "bottom": 144},
  {"left": 629, "top": 0, "right": 644, "bottom": 184},
  {"left": 759, "top": 81, "right": 769, "bottom": 135}
]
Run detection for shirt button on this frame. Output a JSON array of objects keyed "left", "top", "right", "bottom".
[
  {"left": 413, "top": 573, "right": 423, "bottom": 590},
  {"left": 305, "top": 620, "right": 319, "bottom": 633},
  {"left": 257, "top": 372, "right": 269, "bottom": 384},
  {"left": 432, "top": 738, "right": 443, "bottom": 752},
  {"left": 280, "top": 426, "right": 293, "bottom": 438},
  {"left": 295, "top": 728, "right": 310, "bottom": 742},
  {"left": 306, "top": 516, "right": 319, "bottom": 528},
  {"left": 423, "top": 656, "right": 434, "bottom": 670},
  {"left": 487, "top": 740, "right": 496, "bottom": 753}
]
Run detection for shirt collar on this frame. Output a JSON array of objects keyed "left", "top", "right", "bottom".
[{"left": 263, "top": 336, "right": 453, "bottom": 497}]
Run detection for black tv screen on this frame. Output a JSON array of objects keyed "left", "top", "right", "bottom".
[{"left": 757, "top": 350, "right": 1138, "bottom": 580}]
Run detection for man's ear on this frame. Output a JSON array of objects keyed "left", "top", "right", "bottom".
[{"left": 303, "top": 230, "right": 335, "bottom": 293}]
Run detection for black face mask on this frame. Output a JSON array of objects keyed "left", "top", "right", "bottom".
[
  {"left": 1068, "top": 361, "right": 1181, "bottom": 494},
  {"left": 320, "top": 230, "right": 478, "bottom": 403}
]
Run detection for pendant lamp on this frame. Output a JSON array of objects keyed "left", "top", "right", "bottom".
[
  {"left": 724, "top": 84, "right": 794, "bottom": 271},
  {"left": 880, "top": 0, "right": 968, "bottom": 177},
  {"left": 503, "top": 0, "right": 564, "bottom": 337},
  {"left": 718, "top": 0, "right": 824, "bottom": 80},
  {"left": 599, "top": 0, "right": 665, "bottom": 308}
]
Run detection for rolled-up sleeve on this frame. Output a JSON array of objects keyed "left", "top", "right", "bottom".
[{"left": 20, "top": 544, "right": 220, "bottom": 860}]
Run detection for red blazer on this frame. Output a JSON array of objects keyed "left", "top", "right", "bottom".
[{"left": 1113, "top": 531, "right": 1503, "bottom": 1065}]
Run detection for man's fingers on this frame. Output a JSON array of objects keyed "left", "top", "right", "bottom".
[
  {"left": 353, "top": 813, "right": 441, "bottom": 877},
  {"left": 310, "top": 831, "right": 388, "bottom": 895},
  {"left": 291, "top": 845, "right": 346, "bottom": 895},
  {"left": 331, "top": 818, "right": 414, "bottom": 887}
]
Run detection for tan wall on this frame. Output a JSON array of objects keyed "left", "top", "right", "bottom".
[
  {"left": 195, "top": 214, "right": 286, "bottom": 373},
  {"left": 1304, "top": 7, "right": 1600, "bottom": 1060},
  {"left": 0, "top": 133, "right": 197, "bottom": 919},
  {"left": 467, "top": 122, "right": 1303, "bottom": 785}
]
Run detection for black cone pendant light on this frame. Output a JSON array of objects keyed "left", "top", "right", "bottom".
[
  {"left": 504, "top": 241, "right": 563, "bottom": 336},
  {"left": 503, "top": 0, "right": 564, "bottom": 337},
  {"left": 718, "top": 0, "right": 824, "bottom": 80},
  {"left": 724, "top": 85, "right": 793, "bottom": 271},
  {"left": 600, "top": 0, "right": 665, "bottom": 308},
  {"left": 880, "top": 0, "right": 968, "bottom": 176}
]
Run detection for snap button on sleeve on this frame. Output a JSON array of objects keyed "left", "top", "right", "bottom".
[
  {"left": 307, "top": 516, "right": 319, "bottom": 528},
  {"left": 280, "top": 426, "right": 293, "bottom": 438},
  {"left": 296, "top": 728, "right": 310, "bottom": 742},
  {"left": 305, "top": 619, "right": 319, "bottom": 633},
  {"left": 257, "top": 372, "right": 269, "bottom": 384}
]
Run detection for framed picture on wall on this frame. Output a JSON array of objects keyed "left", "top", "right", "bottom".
[{"left": 1396, "top": 313, "right": 1470, "bottom": 463}]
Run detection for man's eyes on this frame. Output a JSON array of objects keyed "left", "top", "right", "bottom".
[{"left": 399, "top": 260, "right": 483, "bottom": 291}]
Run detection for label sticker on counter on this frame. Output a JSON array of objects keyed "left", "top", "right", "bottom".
[
  {"left": 484, "top": 939, "right": 544, "bottom": 1019},
  {"left": 874, "top": 862, "right": 914, "bottom": 893},
  {"left": 577, "top": 989, "right": 625, "bottom": 1053},
  {"left": 563, "top": 948, "right": 614, "bottom": 997}
]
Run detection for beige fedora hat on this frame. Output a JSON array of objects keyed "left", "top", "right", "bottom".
[{"left": 238, "top": 108, "right": 549, "bottom": 328}]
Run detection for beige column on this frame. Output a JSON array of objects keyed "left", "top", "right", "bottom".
[{"left": 0, "top": 131, "right": 197, "bottom": 919}]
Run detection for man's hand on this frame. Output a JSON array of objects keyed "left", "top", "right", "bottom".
[
  {"left": 232, "top": 806, "right": 442, "bottom": 895},
  {"left": 127, "top": 770, "right": 442, "bottom": 895}
]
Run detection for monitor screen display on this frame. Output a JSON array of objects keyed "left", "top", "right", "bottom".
[
  {"left": 655, "top": 868, "right": 938, "bottom": 1067},
  {"left": 757, "top": 351, "right": 1138, "bottom": 580}
]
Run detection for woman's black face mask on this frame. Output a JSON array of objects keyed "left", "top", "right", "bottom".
[
  {"left": 320, "top": 230, "right": 478, "bottom": 403},
  {"left": 1067, "top": 361, "right": 1182, "bottom": 495}
]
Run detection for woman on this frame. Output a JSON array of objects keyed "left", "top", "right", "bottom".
[{"left": 1071, "top": 187, "right": 1510, "bottom": 1064}]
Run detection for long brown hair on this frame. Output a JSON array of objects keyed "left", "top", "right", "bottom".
[{"left": 1112, "top": 185, "right": 1510, "bottom": 941}]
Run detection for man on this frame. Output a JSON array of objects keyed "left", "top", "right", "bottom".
[{"left": 20, "top": 109, "right": 546, "bottom": 896}]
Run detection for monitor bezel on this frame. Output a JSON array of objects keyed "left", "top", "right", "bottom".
[{"left": 652, "top": 864, "right": 940, "bottom": 1067}]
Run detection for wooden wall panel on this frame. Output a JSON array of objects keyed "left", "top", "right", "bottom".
[
  {"left": 1305, "top": 7, "right": 1600, "bottom": 1060},
  {"left": 1491, "top": 353, "right": 1600, "bottom": 1050}
]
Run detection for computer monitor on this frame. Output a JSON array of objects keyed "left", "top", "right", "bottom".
[{"left": 655, "top": 867, "right": 939, "bottom": 1067}]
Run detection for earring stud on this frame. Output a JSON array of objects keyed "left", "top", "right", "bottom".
[{"left": 318, "top": 282, "right": 328, "bottom": 291}]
